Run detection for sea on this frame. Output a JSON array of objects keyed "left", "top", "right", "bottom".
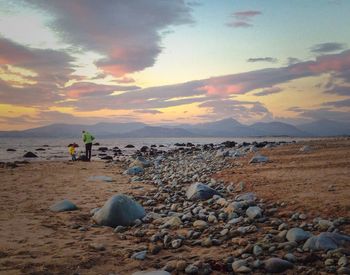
[{"left": 0, "top": 137, "right": 318, "bottom": 162}]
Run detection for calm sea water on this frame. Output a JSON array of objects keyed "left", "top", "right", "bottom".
[{"left": 0, "top": 137, "right": 316, "bottom": 162}]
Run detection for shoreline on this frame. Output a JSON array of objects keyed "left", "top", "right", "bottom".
[{"left": 0, "top": 138, "right": 349, "bottom": 274}]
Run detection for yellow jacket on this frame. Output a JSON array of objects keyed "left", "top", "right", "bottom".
[{"left": 69, "top": 146, "right": 76, "bottom": 155}]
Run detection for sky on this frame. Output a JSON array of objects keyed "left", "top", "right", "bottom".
[{"left": 0, "top": 0, "right": 349, "bottom": 130}]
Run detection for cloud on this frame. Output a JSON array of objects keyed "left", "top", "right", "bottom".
[
  {"left": 324, "top": 85, "right": 350, "bottom": 96},
  {"left": 291, "top": 107, "right": 350, "bottom": 123},
  {"left": 254, "top": 87, "right": 283, "bottom": 96},
  {"left": 25, "top": 0, "right": 193, "bottom": 77},
  {"left": 310, "top": 42, "right": 347, "bottom": 54},
  {"left": 323, "top": 98, "right": 350, "bottom": 107},
  {"left": 233, "top": 11, "right": 262, "bottom": 20},
  {"left": 57, "top": 50, "right": 350, "bottom": 112},
  {"left": 286, "top": 57, "right": 302, "bottom": 65},
  {"left": 247, "top": 57, "right": 278, "bottom": 63},
  {"left": 134, "top": 109, "right": 163, "bottom": 114},
  {"left": 64, "top": 82, "right": 140, "bottom": 99},
  {"left": 0, "top": 37, "right": 74, "bottom": 86},
  {"left": 227, "top": 10, "right": 261, "bottom": 28}
]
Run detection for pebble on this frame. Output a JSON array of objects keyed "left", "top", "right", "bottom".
[
  {"left": 185, "top": 264, "right": 199, "bottom": 274},
  {"left": 131, "top": 250, "right": 147, "bottom": 260}
]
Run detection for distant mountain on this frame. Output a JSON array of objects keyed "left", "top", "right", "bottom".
[
  {"left": 181, "top": 118, "right": 263, "bottom": 137},
  {"left": 298, "top": 119, "right": 350, "bottom": 136},
  {"left": 118, "top": 126, "right": 195, "bottom": 138},
  {"left": 0, "top": 122, "right": 146, "bottom": 138},
  {"left": 249, "top": 121, "right": 308, "bottom": 137},
  {"left": 1, "top": 118, "right": 349, "bottom": 138}
]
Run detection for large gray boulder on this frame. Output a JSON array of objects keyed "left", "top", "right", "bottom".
[
  {"left": 303, "top": 232, "right": 350, "bottom": 251},
  {"left": 186, "top": 182, "right": 221, "bottom": 200},
  {"left": 249, "top": 155, "right": 268, "bottom": 164},
  {"left": 93, "top": 194, "right": 146, "bottom": 227},
  {"left": 50, "top": 199, "right": 78, "bottom": 212}
]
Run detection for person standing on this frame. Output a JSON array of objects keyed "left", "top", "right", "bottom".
[{"left": 82, "top": 130, "right": 95, "bottom": 161}]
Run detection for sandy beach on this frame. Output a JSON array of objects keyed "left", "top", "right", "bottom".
[{"left": 0, "top": 138, "right": 349, "bottom": 274}]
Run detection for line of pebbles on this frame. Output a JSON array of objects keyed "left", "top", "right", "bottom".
[{"left": 51, "top": 141, "right": 350, "bottom": 274}]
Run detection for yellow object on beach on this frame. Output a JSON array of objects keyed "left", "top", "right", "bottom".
[{"left": 69, "top": 146, "right": 76, "bottom": 155}]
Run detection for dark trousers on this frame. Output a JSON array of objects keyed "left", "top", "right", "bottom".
[{"left": 85, "top": 143, "right": 92, "bottom": 161}]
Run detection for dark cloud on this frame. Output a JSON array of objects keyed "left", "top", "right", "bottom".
[
  {"left": 25, "top": 0, "right": 193, "bottom": 77},
  {"left": 323, "top": 98, "right": 350, "bottom": 107},
  {"left": 0, "top": 37, "right": 74, "bottom": 86},
  {"left": 247, "top": 57, "right": 278, "bottom": 63},
  {"left": 254, "top": 87, "right": 283, "bottom": 96},
  {"left": 294, "top": 108, "right": 350, "bottom": 122},
  {"left": 286, "top": 57, "right": 302, "bottom": 66},
  {"left": 310, "top": 42, "right": 347, "bottom": 54},
  {"left": 324, "top": 85, "right": 350, "bottom": 96},
  {"left": 227, "top": 10, "right": 261, "bottom": 28}
]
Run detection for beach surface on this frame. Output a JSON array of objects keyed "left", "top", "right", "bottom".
[{"left": 0, "top": 138, "right": 349, "bottom": 274}]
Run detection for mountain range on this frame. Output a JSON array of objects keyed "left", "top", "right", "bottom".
[{"left": 0, "top": 118, "right": 349, "bottom": 138}]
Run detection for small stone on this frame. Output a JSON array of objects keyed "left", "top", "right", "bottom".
[
  {"left": 185, "top": 264, "right": 199, "bottom": 274},
  {"left": 264, "top": 258, "right": 293, "bottom": 273},
  {"left": 148, "top": 244, "right": 161, "bottom": 255},
  {"left": 207, "top": 214, "right": 217, "bottom": 223},
  {"left": 89, "top": 243, "right": 105, "bottom": 251},
  {"left": 338, "top": 256, "right": 349, "bottom": 267},
  {"left": 131, "top": 250, "right": 147, "bottom": 260},
  {"left": 236, "top": 266, "right": 251, "bottom": 273},
  {"left": 338, "top": 267, "right": 350, "bottom": 274},
  {"left": 176, "top": 260, "right": 187, "bottom": 271},
  {"left": 284, "top": 253, "right": 296, "bottom": 263},
  {"left": 246, "top": 206, "right": 262, "bottom": 219},
  {"left": 232, "top": 259, "right": 247, "bottom": 272},
  {"left": 278, "top": 223, "right": 288, "bottom": 231},
  {"left": 201, "top": 237, "right": 212, "bottom": 247},
  {"left": 114, "top": 225, "right": 127, "bottom": 233},
  {"left": 193, "top": 220, "right": 208, "bottom": 230},
  {"left": 325, "top": 258, "right": 335, "bottom": 266},
  {"left": 286, "top": 228, "right": 312, "bottom": 242},
  {"left": 253, "top": 245, "right": 263, "bottom": 256},
  {"left": 163, "top": 216, "right": 182, "bottom": 229},
  {"left": 50, "top": 199, "right": 78, "bottom": 212},
  {"left": 318, "top": 219, "right": 334, "bottom": 231},
  {"left": 171, "top": 239, "right": 182, "bottom": 249}
]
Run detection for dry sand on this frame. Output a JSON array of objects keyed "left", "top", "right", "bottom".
[{"left": 0, "top": 138, "right": 349, "bottom": 274}]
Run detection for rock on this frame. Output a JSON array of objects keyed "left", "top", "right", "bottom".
[
  {"left": 186, "top": 182, "right": 220, "bottom": 200},
  {"left": 6, "top": 148, "right": 16, "bottom": 152},
  {"left": 264, "top": 258, "right": 294, "bottom": 273},
  {"left": 126, "top": 166, "right": 144, "bottom": 175},
  {"left": 284, "top": 253, "right": 296, "bottom": 263},
  {"left": 236, "top": 266, "right": 251, "bottom": 273},
  {"left": 246, "top": 206, "right": 262, "bottom": 219},
  {"left": 93, "top": 194, "right": 146, "bottom": 227},
  {"left": 318, "top": 219, "right": 334, "bottom": 231},
  {"left": 162, "top": 216, "right": 182, "bottom": 229},
  {"left": 300, "top": 145, "right": 312, "bottom": 153},
  {"left": 50, "top": 199, "right": 78, "bottom": 212},
  {"left": 235, "top": 181, "right": 245, "bottom": 192},
  {"left": 88, "top": 175, "right": 113, "bottom": 182},
  {"left": 23, "top": 152, "right": 38, "bottom": 158},
  {"left": 132, "top": 271, "right": 170, "bottom": 275},
  {"left": 176, "top": 260, "right": 188, "bottom": 271},
  {"left": 201, "top": 237, "right": 212, "bottom": 247},
  {"left": 286, "top": 228, "right": 312, "bottom": 242},
  {"left": 253, "top": 245, "right": 263, "bottom": 256},
  {"left": 338, "top": 256, "right": 349, "bottom": 267},
  {"left": 235, "top": 192, "right": 256, "bottom": 202},
  {"left": 130, "top": 157, "right": 151, "bottom": 168},
  {"left": 193, "top": 220, "right": 208, "bottom": 230},
  {"left": 131, "top": 250, "right": 147, "bottom": 260},
  {"left": 338, "top": 267, "right": 350, "bottom": 274},
  {"left": 249, "top": 155, "right": 269, "bottom": 164},
  {"left": 325, "top": 258, "right": 334, "bottom": 266},
  {"left": 125, "top": 144, "right": 135, "bottom": 148},
  {"left": 303, "top": 232, "right": 350, "bottom": 251},
  {"left": 171, "top": 239, "right": 182, "bottom": 249},
  {"left": 185, "top": 264, "right": 199, "bottom": 274},
  {"left": 89, "top": 243, "right": 105, "bottom": 251},
  {"left": 232, "top": 259, "right": 248, "bottom": 272}
]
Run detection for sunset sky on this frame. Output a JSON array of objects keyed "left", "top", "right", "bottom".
[{"left": 0, "top": 0, "right": 349, "bottom": 130}]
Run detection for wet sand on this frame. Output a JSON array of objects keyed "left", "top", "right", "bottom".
[{"left": 0, "top": 138, "right": 349, "bottom": 274}]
